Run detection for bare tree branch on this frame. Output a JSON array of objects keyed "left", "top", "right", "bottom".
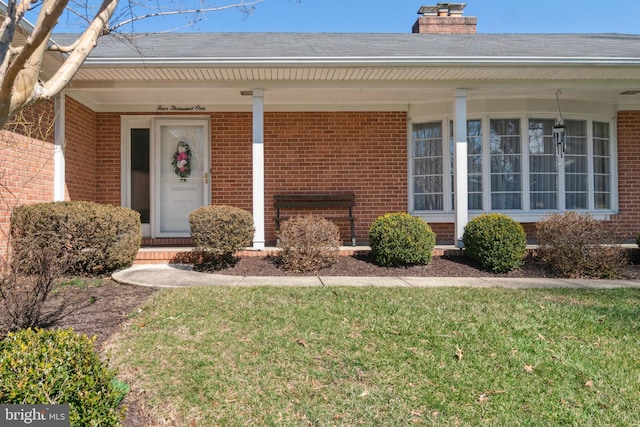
[
  {"left": 108, "top": 0, "right": 262, "bottom": 33},
  {"left": 42, "top": 0, "right": 118, "bottom": 99},
  {"left": 3, "top": 0, "right": 68, "bottom": 100}
]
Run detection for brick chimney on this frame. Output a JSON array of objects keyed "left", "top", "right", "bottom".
[{"left": 412, "top": 3, "right": 477, "bottom": 34}]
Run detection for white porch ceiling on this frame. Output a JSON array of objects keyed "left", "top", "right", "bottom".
[{"left": 64, "top": 63, "right": 640, "bottom": 112}]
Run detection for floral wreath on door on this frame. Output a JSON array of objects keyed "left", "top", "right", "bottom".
[{"left": 172, "top": 141, "right": 191, "bottom": 181}]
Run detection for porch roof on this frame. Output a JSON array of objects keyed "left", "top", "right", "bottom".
[
  {"left": 54, "top": 32, "right": 640, "bottom": 112},
  {"left": 58, "top": 32, "right": 640, "bottom": 65}
]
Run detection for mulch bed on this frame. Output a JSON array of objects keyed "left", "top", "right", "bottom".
[{"left": 212, "top": 253, "right": 640, "bottom": 279}]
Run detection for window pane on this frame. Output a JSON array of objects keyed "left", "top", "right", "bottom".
[
  {"left": 492, "top": 193, "right": 521, "bottom": 210},
  {"left": 528, "top": 119, "right": 558, "bottom": 211},
  {"left": 490, "top": 119, "right": 521, "bottom": 210},
  {"left": 131, "top": 128, "right": 150, "bottom": 223},
  {"left": 565, "top": 120, "right": 587, "bottom": 137},
  {"left": 491, "top": 174, "right": 522, "bottom": 192},
  {"left": 414, "top": 176, "right": 443, "bottom": 193},
  {"left": 565, "top": 174, "right": 588, "bottom": 192},
  {"left": 414, "top": 194, "right": 443, "bottom": 211},
  {"left": 469, "top": 177, "right": 483, "bottom": 192},
  {"left": 414, "top": 158, "right": 442, "bottom": 175},
  {"left": 594, "top": 175, "right": 610, "bottom": 192},
  {"left": 593, "top": 139, "right": 610, "bottom": 156},
  {"left": 530, "top": 156, "right": 557, "bottom": 173},
  {"left": 592, "top": 121, "right": 611, "bottom": 210},
  {"left": 529, "top": 119, "right": 556, "bottom": 154},
  {"left": 469, "top": 136, "right": 482, "bottom": 154},
  {"left": 413, "top": 139, "right": 442, "bottom": 157},
  {"left": 593, "top": 121, "right": 609, "bottom": 139},
  {"left": 565, "top": 156, "right": 587, "bottom": 174},
  {"left": 468, "top": 156, "right": 483, "bottom": 174},
  {"left": 563, "top": 121, "right": 588, "bottom": 209},
  {"left": 593, "top": 157, "right": 610, "bottom": 174},
  {"left": 595, "top": 193, "right": 610, "bottom": 210},
  {"left": 491, "top": 155, "right": 522, "bottom": 173},
  {"left": 531, "top": 192, "right": 558, "bottom": 210},
  {"left": 566, "top": 193, "right": 587, "bottom": 210},
  {"left": 413, "top": 122, "right": 443, "bottom": 211},
  {"left": 530, "top": 174, "right": 557, "bottom": 192},
  {"left": 469, "top": 194, "right": 483, "bottom": 211}
]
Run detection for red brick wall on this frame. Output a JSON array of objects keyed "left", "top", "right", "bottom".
[
  {"left": 615, "top": 110, "right": 640, "bottom": 239},
  {"left": 0, "top": 102, "right": 55, "bottom": 240},
  {"left": 263, "top": 112, "right": 407, "bottom": 245},
  {"left": 95, "top": 113, "right": 121, "bottom": 206},
  {"left": 211, "top": 113, "right": 253, "bottom": 212},
  {"left": 65, "top": 97, "right": 97, "bottom": 201}
]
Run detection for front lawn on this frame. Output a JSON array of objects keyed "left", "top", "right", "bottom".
[{"left": 108, "top": 286, "right": 640, "bottom": 426}]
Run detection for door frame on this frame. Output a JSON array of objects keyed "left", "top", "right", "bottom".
[{"left": 121, "top": 115, "right": 211, "bottom": 238}]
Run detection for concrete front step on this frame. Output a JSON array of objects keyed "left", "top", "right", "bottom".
[{"left": 134, "top": 245, "right": 466, "bottom": 264}]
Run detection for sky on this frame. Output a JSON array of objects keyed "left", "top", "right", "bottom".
[{"left": 131, "top": 0, "right": 640, "bottom": 34}]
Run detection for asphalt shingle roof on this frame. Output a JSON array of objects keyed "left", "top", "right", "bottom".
[{"left": 54, "top": 32, "right": 640, "bottom": 62}]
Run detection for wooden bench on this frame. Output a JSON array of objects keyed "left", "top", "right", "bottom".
[{"left": 274, "top": 194, "right": 356, "bottom": 246}]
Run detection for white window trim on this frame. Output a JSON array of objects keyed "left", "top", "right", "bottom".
[{"left": 409, "top": 113, "right": 618, "bottom": 223}]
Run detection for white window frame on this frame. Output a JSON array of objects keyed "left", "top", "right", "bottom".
[{"left": 409, "top": 114, "right": 618, "bottom": 223}]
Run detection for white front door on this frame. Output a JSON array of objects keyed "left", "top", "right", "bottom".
[{"left": 154, "top": 119, "right": 210, "bottom": 237}]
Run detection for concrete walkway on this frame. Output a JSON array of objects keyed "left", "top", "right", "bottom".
[{"left": 112, "top": 264, "right": 640, "bottom": 290}]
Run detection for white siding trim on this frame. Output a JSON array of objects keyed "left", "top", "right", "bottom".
[
  {"left": 54, "top": 94, "right": 65, "bottom": 201},
  {"left": 252, "top": 89, "right": 266, "bottom": 249},
  {"left": 453, "top": 89, "right": 468, "bottom": 248}
]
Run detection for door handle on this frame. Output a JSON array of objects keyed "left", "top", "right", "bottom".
[{"left": 204, "top": 172, "right": 209, "bottom": 184}]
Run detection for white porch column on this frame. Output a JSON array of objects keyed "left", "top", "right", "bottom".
[
  {"left": 453, "top": 89, "right": 468, "bottom": 248},
  {"left": 53, "top": 93, "right": 65, "bottom": 201},
  {"left": 252, "top": 89, "right": 265, "bottom": 249}
]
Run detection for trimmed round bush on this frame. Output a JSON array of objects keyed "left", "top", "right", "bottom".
[
  {"left": 0, "top": 328, "right": 125, "bottom": 425},
  {"left": 278, "top": 215, "right": 341, "bottom": 272},
  {"left": 11, "top": 201, "right": 141, "bottom": 275},
  {"left": 368, "top": 212, "right": 436, "bottom": 267},
  {"left": 189, "top": 205, "right": 254, "bottom": 264},
  {"left": 462, "top": 213, "right": 527, "bottom": 273}
]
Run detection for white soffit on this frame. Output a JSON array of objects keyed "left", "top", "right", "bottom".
[{"left": 70, "top": 65, "right": 640, "bottom": 82}]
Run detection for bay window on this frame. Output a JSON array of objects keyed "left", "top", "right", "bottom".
[{"left": 411, "top": 115, "right": 615, "bottom": 217}]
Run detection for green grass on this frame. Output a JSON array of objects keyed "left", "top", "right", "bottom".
[
  {"left": 56, "top": 276, "right": 103, "bottom": 289},
  {"left": 108, "top": 287, "right": 640, "bottom": 426}
]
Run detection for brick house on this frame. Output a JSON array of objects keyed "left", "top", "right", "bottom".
[{"left": 4, "top": 4, "right": 640, "bottom": 248}]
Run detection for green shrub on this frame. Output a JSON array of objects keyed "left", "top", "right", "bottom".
[
  {"left": 11, "top": 201, "right": 141, "bottom": 275},
  {"left": 536, "top": 212, "right": 626, "bottom": 278},
  {"left": 368, "top": 213, "right": 436, "bottom": 267},
  {"left": 278, "top": 215, "right": 341, "bottom": 272},
  {"left": 0, "top": 328, "right": 125, "bottom": 426},
  {"left": 189, "top": 205, "right": 254, "bottom": 268},
  {"left": 462, "top": 213, "right": 527, "bottom": 273}
]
